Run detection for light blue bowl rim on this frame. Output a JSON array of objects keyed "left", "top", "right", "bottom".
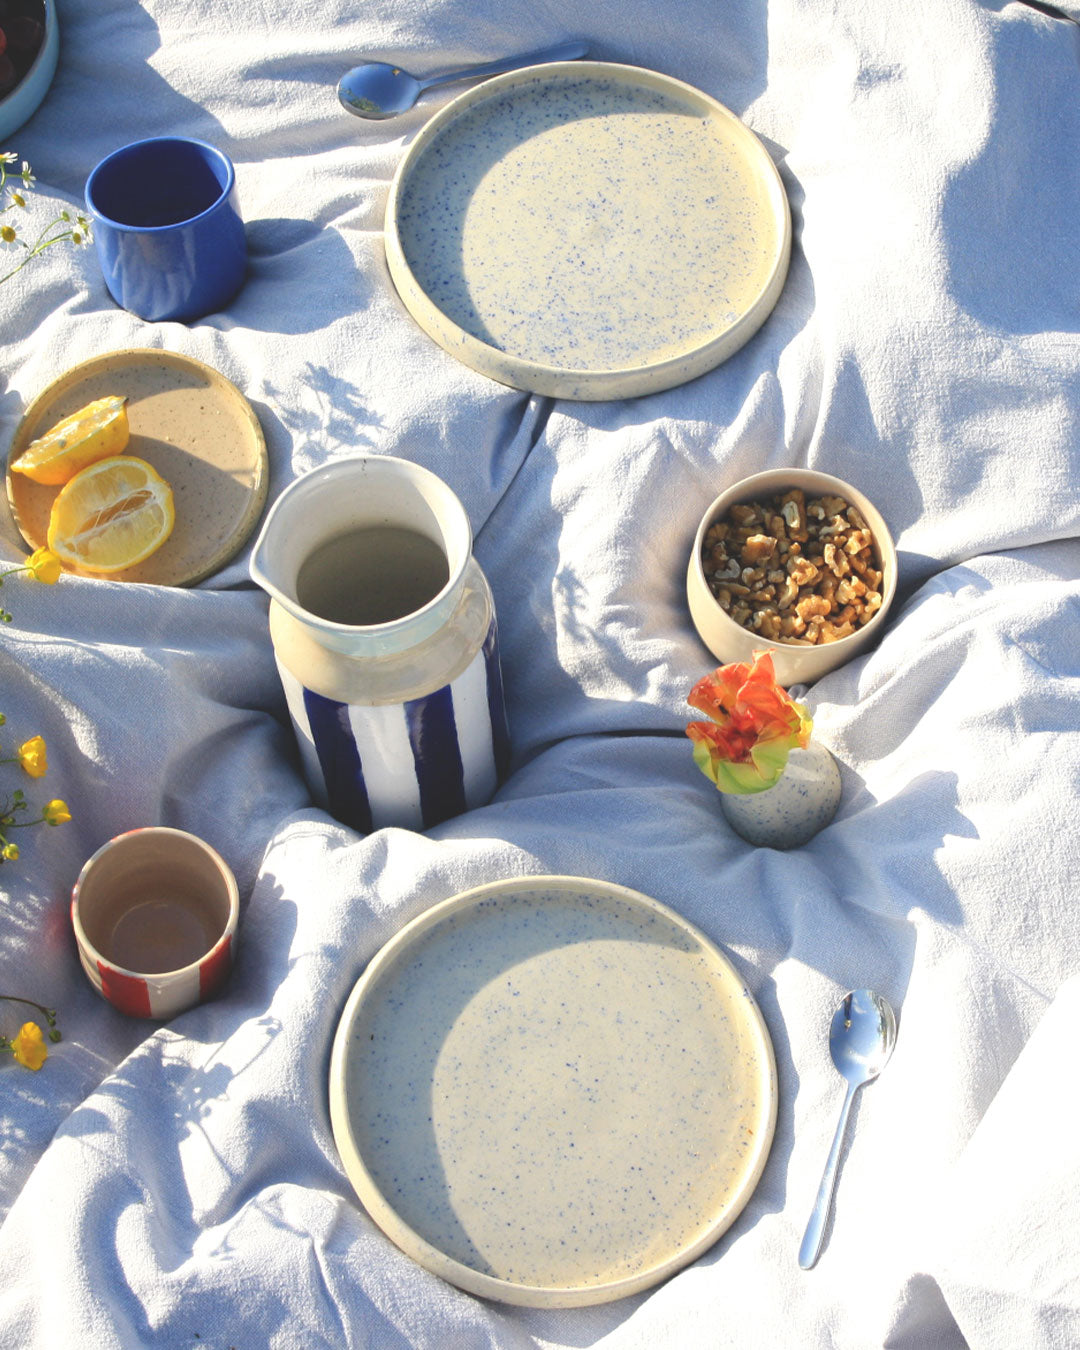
[{"left": 0, "top": 0, "right": 60, "bottom": 140}]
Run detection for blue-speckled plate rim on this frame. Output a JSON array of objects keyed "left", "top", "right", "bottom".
[
  {"left": 328, "top": 873, "right": 778, "bottom": 1308},
  {"left": 383, "top": 61, "right": 792, "bottom": 401}
]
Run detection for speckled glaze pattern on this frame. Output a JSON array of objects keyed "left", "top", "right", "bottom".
[
  {"left": 5, "top": 349, "right": 268, "bottom": 586},
  {"left": 328, "top": 876, "right": 778, "bottom": 1307},
  {"left": 720, "top": 741, "right": 842, "bottom": 849},
  {"left": 385, "top": 62, "right": 791, "bottom": 400}
]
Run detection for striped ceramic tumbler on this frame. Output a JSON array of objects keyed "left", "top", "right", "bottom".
[{"left": 251, "top": 456, "right": 510, "bottom": 833}]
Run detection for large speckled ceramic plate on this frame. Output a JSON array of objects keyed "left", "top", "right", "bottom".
[
  {"left": 329, "top": 876, "right": 777, "bottom": 1307},
  {"left": 5, "top": 349, "right": 267, "bottom": 586},
  {"left": 385, "top": 62, "right": 791, "bottom": 401}
]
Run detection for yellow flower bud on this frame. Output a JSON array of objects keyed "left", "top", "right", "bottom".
[
  {"left": 26, "top": 548, "right": 62, "bottom": 585},
  {"left": 1, "top": 842, "right": 18, "bottom": 861},
  {"left": 11, "top": 1022, "right": 47, "bottom": 1070},
  {"left": 42, "top": 799, "right": 71, "bottom": 826},
  {"left": 17, "top": 735, "right": 47, "bottom": 778}
]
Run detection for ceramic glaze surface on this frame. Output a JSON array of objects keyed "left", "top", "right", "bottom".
[
  {"left": 6, "top": 350, "right": 268, "bottom": 586},
  {"left": 329, "top": 878, "right": 777, "bottom": 1305},
  {"left": 277, "top": 616, "right": 508, "bottom": 832},
  {"left": 85, "top": 137, "right": 247, "bottom": 323},
  {"left": 386, "top": 63, "right": 790, "bottom": 399},
  {"left": 71, "top": 826, "right": 238, "bottom": 1020},
  {"left": 720, "top": 741, "right": 842, "bottom": 849},
  {"left": 252, "top": 457, "right": 510, "bottom": 833}
]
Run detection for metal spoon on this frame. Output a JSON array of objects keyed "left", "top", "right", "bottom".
[
  {"left": 798, "top": 988, "right": 898, "bottom": 1270},
  {"left": 337, "top": 40, "right": 589, "bottom": 119}
]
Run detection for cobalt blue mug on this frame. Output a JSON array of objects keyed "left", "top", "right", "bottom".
[{"left": 85, "top": 137, "right": 247, "bottom": 323}]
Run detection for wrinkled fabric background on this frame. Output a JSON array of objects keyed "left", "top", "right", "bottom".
[{"left": 1, "top": 1, "right": 1078, "bottom": 1346}]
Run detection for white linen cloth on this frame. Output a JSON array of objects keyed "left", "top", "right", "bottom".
[{"left": 1, "top": 0, "right": 1078, "bottom": 1345}]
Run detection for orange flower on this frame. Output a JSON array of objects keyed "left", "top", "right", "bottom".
[
  {"left": 686, "top": 650, "right": 812, "bottom": 795},
  {"left": 11, "top": 1021, "right": 47, "bottom": 1070}
]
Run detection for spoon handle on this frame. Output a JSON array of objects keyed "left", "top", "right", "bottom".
[
  {"left": 418, "top": 41, "right": 589, "bottom": 91},
  {"left": 798, "top": 1079, "right": 858, "bottom": 1270}
]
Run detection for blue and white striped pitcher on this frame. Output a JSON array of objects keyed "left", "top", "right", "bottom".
[{"left": 251, "top": 456, "right": 510, "bottom": 833}]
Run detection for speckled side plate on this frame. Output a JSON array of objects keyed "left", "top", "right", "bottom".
[
  {"left": 385, "top": 62, "right": 791, "bottom": 401},
  {"left": 329, "top": 876, "right": 777, "bottom": 1307},
  {"left": 5, "top": 349, "right": 268, "bottom": 586}
]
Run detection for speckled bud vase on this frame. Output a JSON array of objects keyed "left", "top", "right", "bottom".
[{"left": 719, "top": 741, "right": 841, "bottom": 849}]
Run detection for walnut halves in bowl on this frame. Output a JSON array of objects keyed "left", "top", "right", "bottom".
[
  {"left": 700, "top": 488, "right": 883, "bottom": 646},
  {"left": 687, "top": 469, "right": 897, "bottom": 685}
]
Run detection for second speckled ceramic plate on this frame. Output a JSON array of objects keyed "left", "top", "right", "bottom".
[
  {"left": 329, "top": 876, "right": 777, "bottom": 1307},
  {"left": 385, "top": 62, "right": 791, "bottom": 400},
  {"left": 5, "top": 349, "right": 268, "bottom": 586}
]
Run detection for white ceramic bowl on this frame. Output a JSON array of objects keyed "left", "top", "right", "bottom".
[
  {"left": 686, "top": 467, "right": 897, "bottom": 686},
  {"left": 0, "top": 1, "right": 59, "bottom": 141}
]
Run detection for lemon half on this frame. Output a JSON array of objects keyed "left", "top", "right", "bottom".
[
  {"left": 11, "top": 396, "right": 130, "bottom": 486},
  {"left": 47, "top": 456, "right": 175, "bottom": 573}
]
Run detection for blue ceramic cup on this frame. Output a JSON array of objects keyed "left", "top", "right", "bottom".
[{"left": 85, "top": 137, "right": 246, "bottom": 323}]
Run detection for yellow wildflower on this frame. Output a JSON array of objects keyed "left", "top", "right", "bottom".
[
  {"left": 1, "top": 843, "right": 18, "bottom": 861},
  {"left": 11, "top": 1022, "right": 47, "bottom": 1070},
  {"left": 26, "top": 548, "right": 61, "bottom": 584},
  {"left": 17, "top": 736, "right": 47, "bottom": 778},
  {"left": 42, "top": 799, "right": 71, "bottom": 826}
]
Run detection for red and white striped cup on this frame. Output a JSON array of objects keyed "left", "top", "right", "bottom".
[{"left": 71, "top": 827, "right": 239, "bottom": 1020}]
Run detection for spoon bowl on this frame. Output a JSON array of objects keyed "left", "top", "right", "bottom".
[
  {"left": 338, "top": 40, "right": 588, "bottom": 119},
  {"left": 830, "top": 988, "right": 897, "bottom": 1085},
  {"left": 798, "top": 989, "right": 897, "bottom": 1270}
]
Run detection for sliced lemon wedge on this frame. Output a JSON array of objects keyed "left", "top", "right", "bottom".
[
  {"left": 11, "top": 396, "right": 130, "bottom": 486},
  {"left": 47, "top": 456, "right": 175, "bottom": 573}
]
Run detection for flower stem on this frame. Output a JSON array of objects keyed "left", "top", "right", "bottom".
[{"left": 0, "top": 996, "right": 61, "bottom": 1041}]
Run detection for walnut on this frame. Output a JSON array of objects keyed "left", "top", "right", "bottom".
[
  {"left": 796, "top": 594, "right": 832, "bottom": 622},
  {"left": 780, "top": 491, "right": 808, "bottom": 540},
  {"left": 823, "top": 542, "right": 850, "bottom": 578},
  {"left": 740, "top": 533, "right": 777, "bottom": 564},
  {"left": 702, "top": 487, "right": 885, "bottom": 646},
  {"left": 845, "top": 528, "right": 873, "bottom": 555},
  {"left": 756, "top": 611, "right": 783, "bottom": 640},
  {"left": 777, "top": 575, "right": 800, "bottom": 609},
  {"left": 836, "top": 577, "right": 867, "bottom": 605},
  {"left": 788, "top": 557, "right": 820, "bottom": 587}
]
